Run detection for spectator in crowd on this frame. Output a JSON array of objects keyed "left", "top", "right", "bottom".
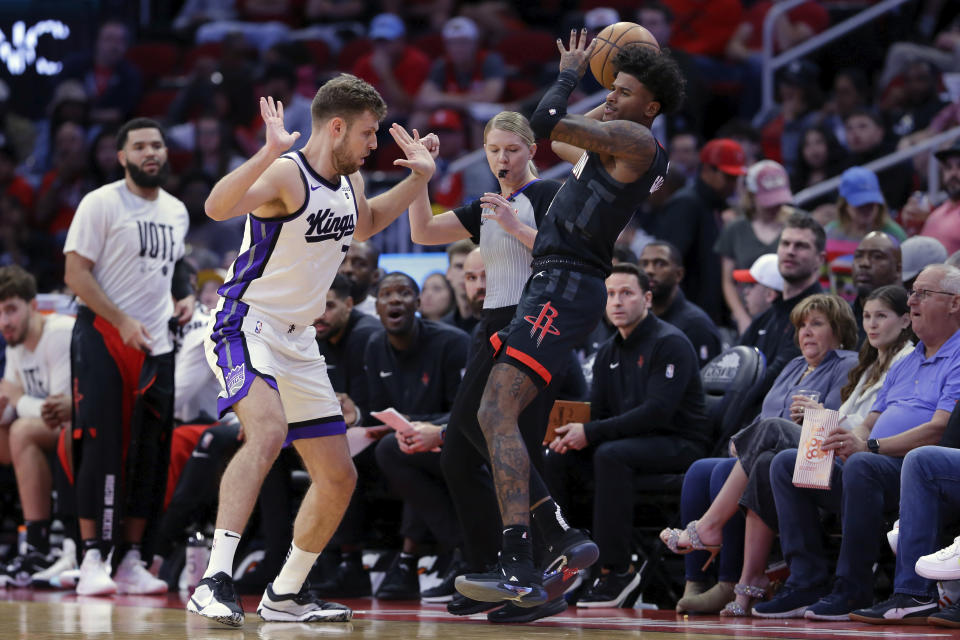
[
  {"left": 639, "top": 241, "right": 722, "bottom": 366},
  {"left": 364, "top": 272, "right": 469, "bottom": 600},
  {"left": 887, "top": 60, "right": 947, "bottom": 139},
  {"left": 89, "top": 128, "right": 122, "bottom": 187},
  {"left": 61, "top": 20, "right": 143, "bottom": 127},
  {"left": 825, "top": 167, "right": 907, "bottom": 260},
  {"left": 547, "top": 264, "right": 712, "bottom": 608},
  {"left": 352, "top": 13, "right": 431, "bottom": 124},
  {"left": 790, "top": 125, "right": 847, "bottom": 214},
  {"left": 878, "top": 14, "right": 960, "bottom": 98},
  {"left": 732, "top": 253, "right": 784, "bottom": 322},
  {"left": 647, "top": 138, "right": 747, "bottom": 325},
  {"left": 740, "top": 213, "right": 826, "bottom": 402},
  {"left": 636, "top": 2, "right": 706, "bottom": 135},
  {"left": 34, "top": 122, "right": 91, "bottom": 245},
  {"left": 664, "top": 0, "right": 743, "bottom": 59},
  {"left": 850, "top": 441, "right": 960, "bottom": 625},
  {"left": 338, "top": 240, "right": 382, "bottom": 317},
  {"left": 665, "top": 290, "right": 904, "bottom": 616},
  {"left": 30, "top": 80, "right": 89, "bottom": 182},
  {"left": 420, "top": 272, "right": 456, "bottom": 322},
  {"left": 759, "top": 60, "right": 823, "bottom": 173},
  {"left": 410, "top": 17, "right": 506, "bottom": 145},
  {"left": 0, "top": 80, "right": 35, "bottom": 165},
  {"left": 172, "top": 0, "right": 238, "bottom": 38},
  {"left": 668, "top": 131, "right": 701, "bottom": 185},
  {"left": 820, "top": 68, "right": 871, "bottom": 149},
  {"left": 850, "top": 232, "right": 903, "bottom": 344},
  {"left": 0, "top": 266, "right": 76, "bottom": 586},
  {"left": 246, "top": 62, "right": 312, "bottom": 153},
  {"left": 901, "top": 235, "right": 948, "bottom": 290},
  {"left": 0, "top": 144, "right": 34, "bottom": 222},
  {"left": 441, "top": 239, "right": 479, "bottom": 334},
  {"left": 63, "top": 117, "right": 191, "bottom": 597},
  {"left": 757, "top": 264, "right": 960, "bottom": 620},
  {"left": 310, "top": 274, "right": 383, "bottom": 598},
  {"left": 843, "top": 110, "right": 914, "bottom": 210},
  {"left": 918, "top": 141, "right": 960, "bottom": 255},
  {"left": 716, "top": 160, "right": 794, "bottom": 333},
  {"left": 188, "top": 114, "right": 246, "bottom": 181}
]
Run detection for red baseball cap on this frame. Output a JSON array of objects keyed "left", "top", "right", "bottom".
[
  {"left": 700, "top": 138, "right": 747, "bottom": 176},
  {"left": 428, "top": 109, "right": 464, "bottom": 131}
]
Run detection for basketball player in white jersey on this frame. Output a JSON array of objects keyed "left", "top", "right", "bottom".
[
  {"left": 0, "top": 265, "right": 76, "bottom": 587},
  {"left": 188, "top": 74, "right": 435, "bottom": 626}
]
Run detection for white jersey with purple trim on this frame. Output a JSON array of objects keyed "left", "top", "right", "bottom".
[{"left": 216, "top": 150, "right": 358, "bottom": 328}]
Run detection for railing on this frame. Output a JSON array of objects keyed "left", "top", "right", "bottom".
[
  {"left": 756, "top": 0, "right": 913, "bottom": 127},
  {"left": 794, "top": 125, "right": 960, "bottom": 206}
]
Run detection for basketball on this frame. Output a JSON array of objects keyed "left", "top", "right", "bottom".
[{"left": 589, "top": 22, "right": 660, "bottom": 89}]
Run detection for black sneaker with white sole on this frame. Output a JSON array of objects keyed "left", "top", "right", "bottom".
[
  {"left": 422, "top": 558, "right": 467, "bottom": 603},
  {"left": 488, "top": 597, "right": 567, "bottom": 623},
  {"left": 257, "top": 582, "right": 353, "bottom": 622},
  {"left": 187, "top": 572, "right": 245, "bottom": 627},
  {"left": 848, "top": 593, "right": 939, "bottom": 625},
  {"left": 576, "top": 567, "right": 640, "bottom": 608},
  {"left": 455, "top": 552, "right": 547, "bottom": 608},
  {"left": 0, "top": 551, "right": 56, "bottom": 588}
]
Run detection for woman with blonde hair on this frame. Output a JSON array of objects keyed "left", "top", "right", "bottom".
[{"left": 825, "top": 166, "right": 906, "bottom": 259}]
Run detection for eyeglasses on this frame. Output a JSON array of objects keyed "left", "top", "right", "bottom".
[{"left": 909, "top": 288, "right": 957, "bottom": 301}]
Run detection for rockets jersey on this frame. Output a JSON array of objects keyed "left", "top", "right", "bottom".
[
  {"left": 217, "top": 150, "right": 358, "bottom": 328},
  {"left": 2, "top": 313, "right": 74, "bottom": 420},
  {"left": 532, "top": 142, "right": 669, "bottom": 275}
]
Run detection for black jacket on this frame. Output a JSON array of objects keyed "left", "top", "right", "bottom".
[
  {"left": 316, "top": 309, "right": 382, "bottom": 414},
  {"left": 658, "top": 288, "right": 722, "bottom": 366},
  {"left": 364, "top": 318, "right": 469, "bottom": 425},
  {"left": 585, "top": 313, "right": 711, "bottom": 449}
]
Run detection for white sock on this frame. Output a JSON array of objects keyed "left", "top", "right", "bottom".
[
  {"left": 203, "top": 529, "right": 241, "bottom": 579},
  {"left": 272, "top": 542, "right": 320, "bottom": 595}
]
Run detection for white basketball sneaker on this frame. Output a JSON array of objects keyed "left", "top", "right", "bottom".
[
  {"left": 187, "top": 571, "right": 244, "bottom": 627},
  {"left": 76, "top": 548, "right": 117, "bottom": 596},
  {"left": 257, "top": 582, "right": 353, "bottom": 622},
  {"left": 31, "top": 538, "right": 79, "bottom": 589},
  {"left": 113, "top": 549, "right": 168, "bottom": 594},
  {"left": 917, "top": 536, "right": 960, "bottom": 581}
]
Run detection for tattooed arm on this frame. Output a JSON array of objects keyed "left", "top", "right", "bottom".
[{"left": 551, "top": 117, "right": 657, "bottom": 175}]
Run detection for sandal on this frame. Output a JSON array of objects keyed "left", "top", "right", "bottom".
[
  {"left": 658, "top": 520, "right": 722, "bottom": 571},
  {"left": 720, "top": 583, "right": 767, "bottom": 617}
]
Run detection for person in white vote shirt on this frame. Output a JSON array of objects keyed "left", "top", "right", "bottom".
[
  {"left": 0, "top": 265, "right": 76, "bottom": 587},
  {"left": 63, "top": 117, "right": 193, "bottom": 597}
]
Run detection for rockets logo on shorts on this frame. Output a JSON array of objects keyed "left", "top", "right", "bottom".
[{"left": 226, "top": 363, "right": 246, "bottom": 396}]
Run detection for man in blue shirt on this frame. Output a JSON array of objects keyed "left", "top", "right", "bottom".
[{"left": 756, "top": 264, "right": 960, "bottom": 621}]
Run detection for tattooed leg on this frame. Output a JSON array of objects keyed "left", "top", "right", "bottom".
[{"left": 477, "top": 363, "right": 540, "bottom": 526}]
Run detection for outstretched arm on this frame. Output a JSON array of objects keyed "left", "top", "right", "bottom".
[
  {"left": 205, "top": 97, "right": 301, "bottom": 221},
  {"left": 530, "top": 29, "right": 656, "bottom": 172},
  {"left": 353, "top": 124, "right": 436, "bottom": 241}
]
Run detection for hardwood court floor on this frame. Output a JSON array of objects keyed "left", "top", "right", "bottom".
[{"left": 0, "top": 590, "right": 957, "bottom": 640}]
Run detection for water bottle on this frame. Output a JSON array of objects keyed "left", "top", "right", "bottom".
[{"left": 182, "top": 531, "right": 210, "bottom": 591}]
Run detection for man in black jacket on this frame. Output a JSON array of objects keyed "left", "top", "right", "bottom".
[
  {"left": 367, "top": 272, "right": 470, "bottom": 600},
  {"left": 640, "top": 240, "right": 722, "bottom": 365},
  {"left": 545, "top": 263, "right": 710, "bottom": 608}
]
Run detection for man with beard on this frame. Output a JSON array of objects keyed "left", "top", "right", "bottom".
[
  {"left": 739, "top": 212, "right": 825, "bottom": 402},
  {"left": 851, "top": 232, "right": 902, "bottom": 345},
  {"left": 63, "top": 117, "right": 193, "bottom": 597},
  {"left": 365, "top": 271, "right": 469, "bottom": 601},
  {"left": 920, "top": 141, "right": 960, "bottom": 255},
  {"left": 462, "top": 247, "right": 486, "bottom": 320},
  {"left": 639, "top": 240, "right": 721, "bottom": 366},
  {"left": 0, "top": 266, "right": 77, "bottom": 587},
  {"left": 189, "top": 77, "right": 435, "bottom": 626},
  {"left": 337, "top": 240, "right": 382, "bottom": 317}
]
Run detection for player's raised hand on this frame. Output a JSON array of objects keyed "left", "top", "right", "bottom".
[
  {"left": 260, "top": 96, "right": 300, "bottom": 153},
  {"left": 389, "top": 123, "right": 436, "bottom": 179},
  {"left": 420, "top": 132, "right": 441, "bottom": 160},
  {"left": 557, "top": 27, "right": 596, "bottom": 77}
]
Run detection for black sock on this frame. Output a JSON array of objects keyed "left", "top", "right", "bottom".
[
  {"left": 398, "top": 552, "right": 417, "bottom": 569},
  {"left": 502, "top": 525, "right": 533, "bottom": 561},
  {"left": 113, "top": 542, "right": 141, "bottom": 571},
  {"left": 529, "top": 498, "right": 567, "bottom": 547},
  {"left": 341, "top": 550, "right": 362, "bottom": 565},
  {"left": 83, "top": 538, "right": 110, "bottom": 558},
  {"left": 25, "top": 520, "right": 50, "bottom": 555}
]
